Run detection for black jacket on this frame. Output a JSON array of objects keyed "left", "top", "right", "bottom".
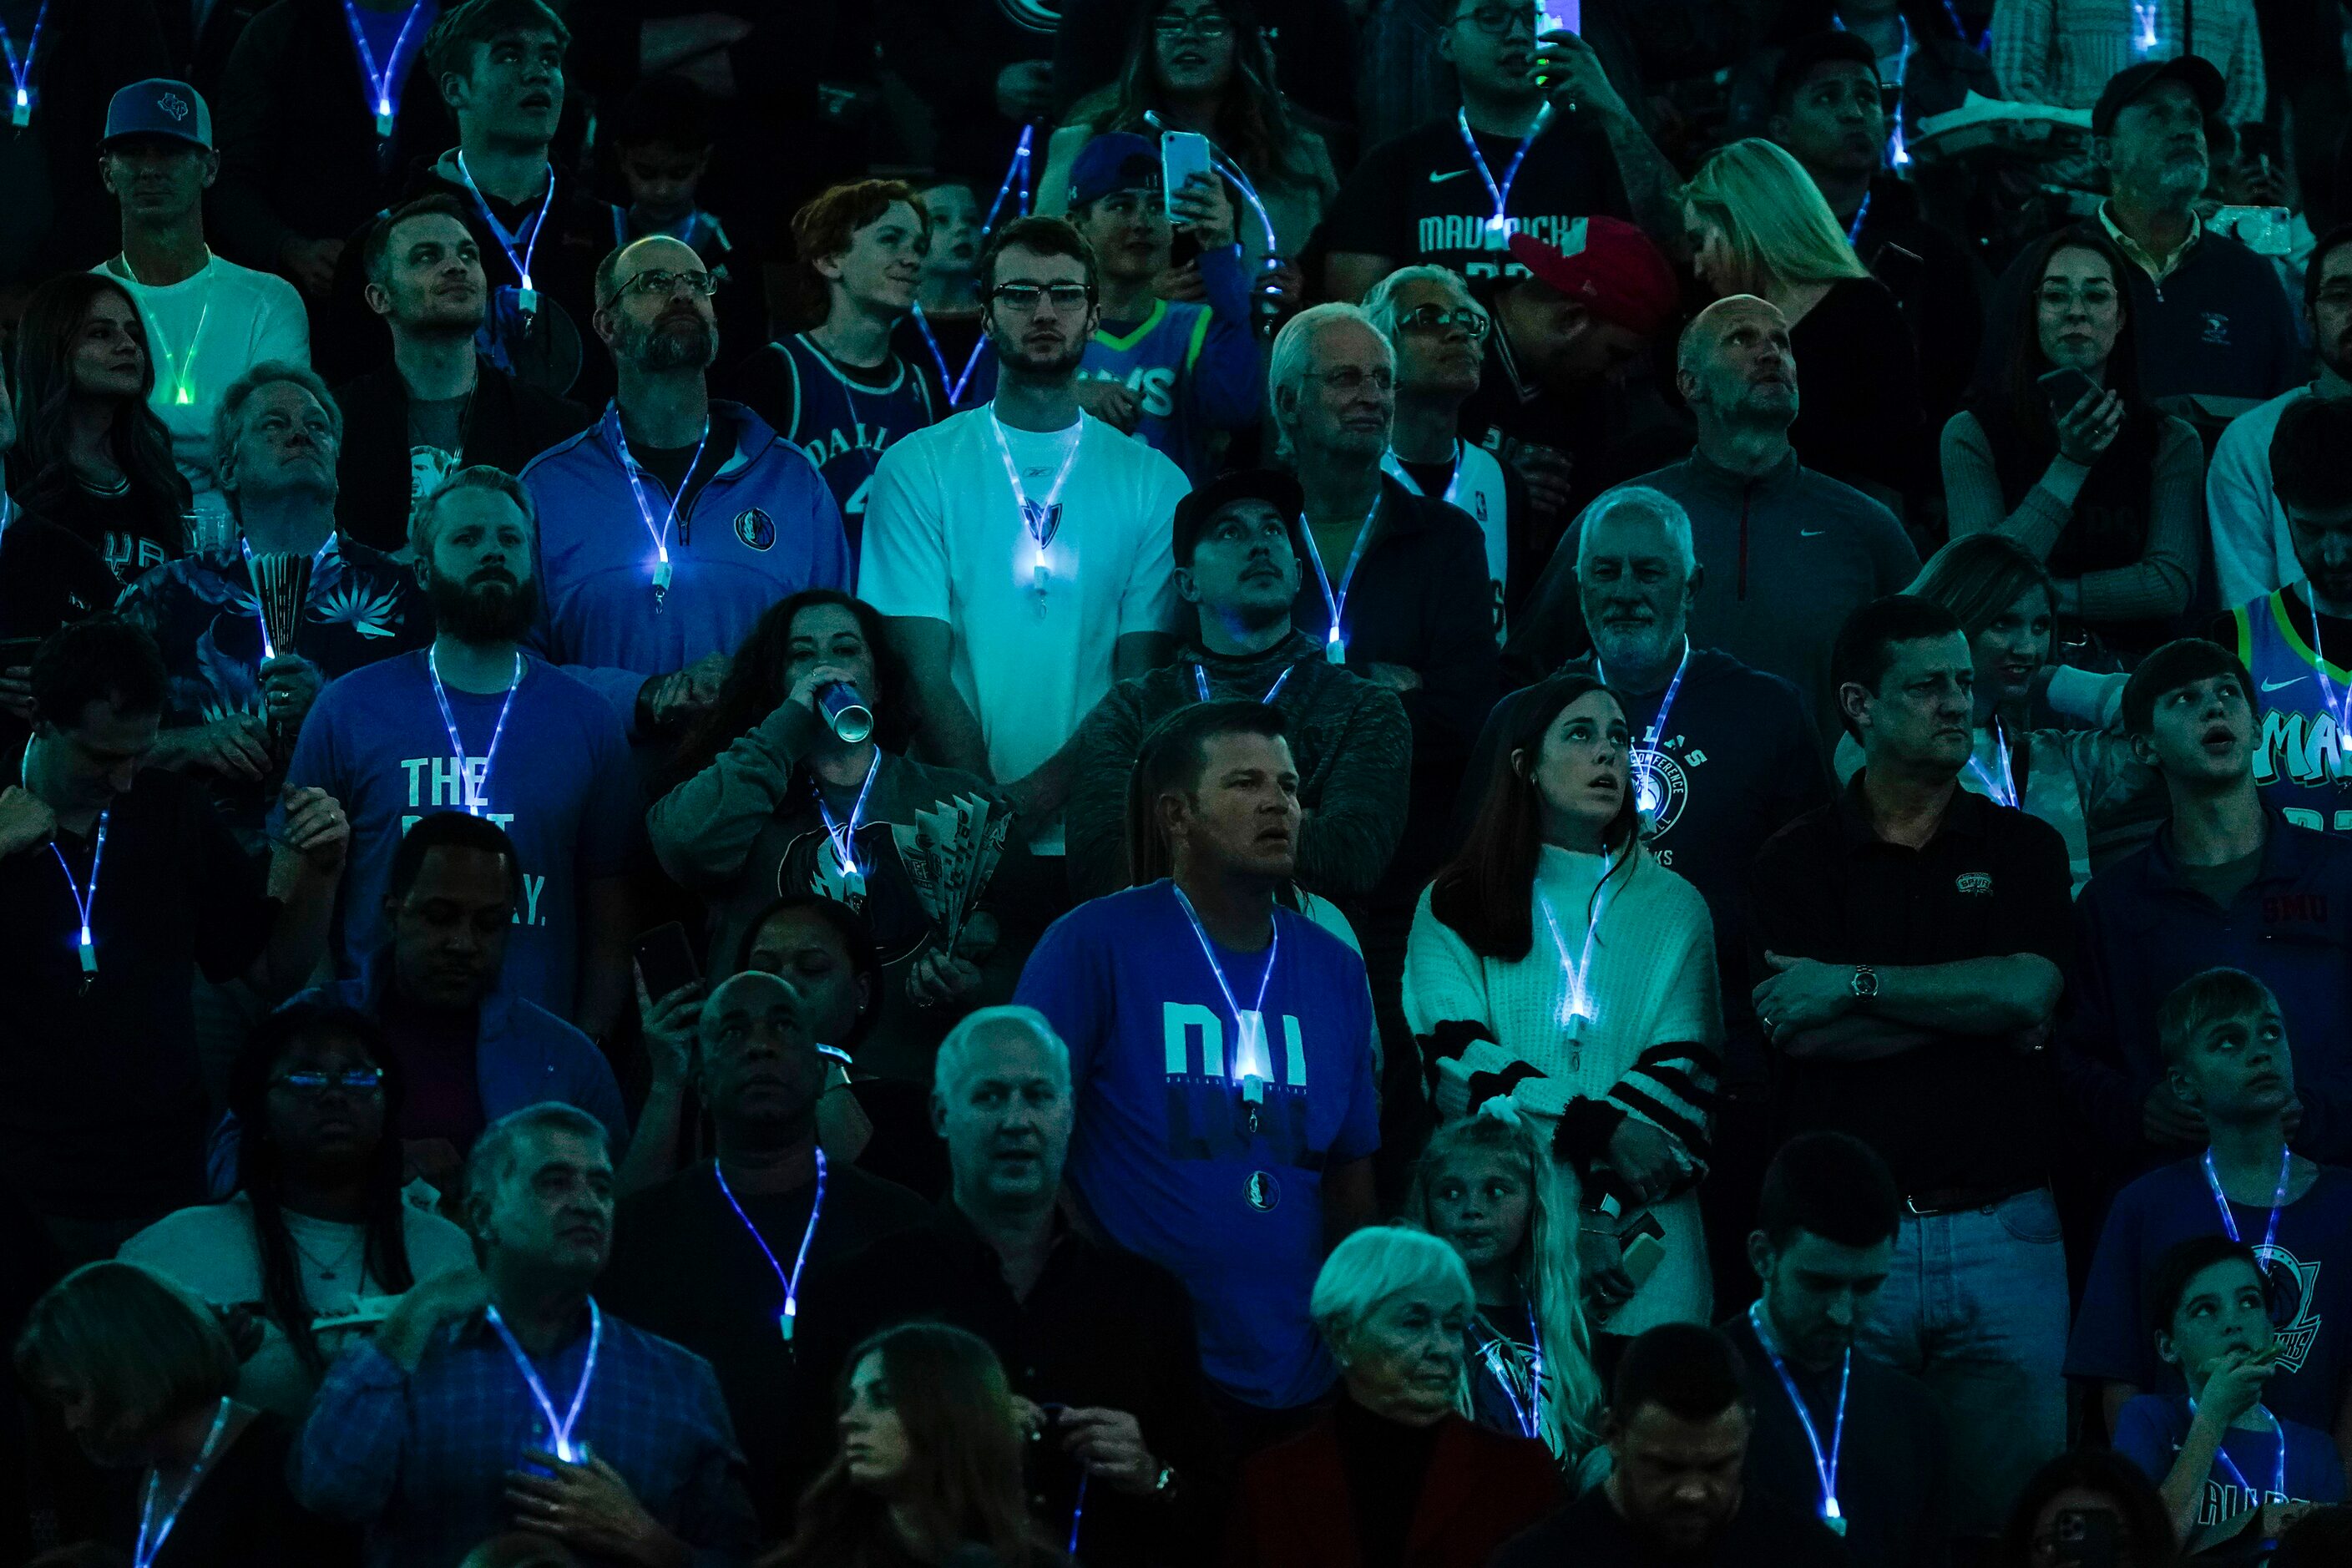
[
  {"left": 0, "top": 0, "right": 169, "bottom": 288},
  {"left": 332, "top": 356, "right": 594, "bottom": 554}
]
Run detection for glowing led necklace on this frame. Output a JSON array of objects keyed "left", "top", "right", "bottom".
[
  {"left": 1750, "top": 1302, "right": 1852, "bottom": 1535},
  {"left": 338, "top": 0, "right": 430, "bottom": 139},
  {"left": 1, "top": 1, "right": 49, "bottom": 128},
  {"left": 133, "top": 1397, "right": 232, "bottom": 1568},
  {"left": 427, "top": 645, "right": 524, "bottom": 817},
  {"left": 609, "top": 407, "right": 710, "bottom": 611},
  {"left": 485, "top": 1298, "right": 601, "bottom": 1464},
  {"left": 455, "top": 152, "right": 553, "bottom": 312},
  {"left": 1455, "top": 107, "right": 1547, "bottom": 239},
  {"left": 1296, "top": 493, "right": 1383, "bottom": 665},
  {"left": 22, "top": 741, "right": 106, "bottom": 982},
  {"left": 715, "top": 1150, "right": 827, "bottom": 1341},
  {"left": 1172, "top": 884, "right": 1281, "bottom": 1120}
]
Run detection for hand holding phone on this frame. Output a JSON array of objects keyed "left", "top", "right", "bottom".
[
  {"left": 631, "top": 922, "right": 701, "bottom": 1003},
  {"left": 1160, "top": 132, "right": 1214, "bottom": 224}
]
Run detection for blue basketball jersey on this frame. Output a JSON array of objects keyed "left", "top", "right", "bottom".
[
  {"left": 2234, "top": 589, "right": 2352, "bottom": 832},
  {"left": 1078, "top": 300, "right": 1221, "bottom": 479},
  {"left": 764, "top": 333, "right": 940, "bottom": 549}
]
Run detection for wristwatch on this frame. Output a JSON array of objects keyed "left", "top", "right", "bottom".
[{"left": 1849, "top": 964, "right": 1879, "bottom": 1003}]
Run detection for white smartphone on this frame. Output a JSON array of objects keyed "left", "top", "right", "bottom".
[{"left": 1161, "top": 130, "right": 1214, "bottom": 221}]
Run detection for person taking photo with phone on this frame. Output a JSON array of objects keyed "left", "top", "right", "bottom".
[{"left": 1944, "top": 229, "right": 2202, "bottom": 665}]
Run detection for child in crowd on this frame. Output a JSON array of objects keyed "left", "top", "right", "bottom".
[
  {"left": 604, "top": 73, "right": 761, "bottom": 357},
  {"left": 898, "top": 176, "right": 987, "bottom": 407}
]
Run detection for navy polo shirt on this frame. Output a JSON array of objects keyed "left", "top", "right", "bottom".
[{"left": 2064, "top": 815, "right": 2352, "bottom": 1170}]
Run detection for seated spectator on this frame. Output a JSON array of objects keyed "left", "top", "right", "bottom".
[
  {"left": 1727, "top": 1131, "right": 1952, "bottom": 1568},
  {"left": 1843, "top": 535, "right": 2162, "bottom": 891},
  {"left": 95, "top": 78, "right": 308, "bottom": 522},
  {"left": 271, "top": 812, "right": 629, "bottom": 1204},
  {"left": 1683, "top": 138, "right": 1923, "bottom": 507},
  {"left": 0, "top": 5, "right": 171, "bottom": 300},
  {"left": 1223, "top": 1225, "right": 1560, "bottom": 1567},
  {"left": 1401, "top": 1107, "right": 1606, "bottom": 1465},
  {"left": 600, "top": 969, "right": 930, "bottom": 1537},
  {"left": 285, "top": 466, "right": 637, "bottom": 1034},
  {"left": 1752, "top": 595, "right": 2072, "bottom": 1538},
  {"left": 209, "top": 0, "right": 453, "bottom": 302},
  {"left": 1065, "top": 468, "right": 1410, "bottom": 903},
  {"left": 2065, "top": 640, "right": 2352, "bottom": 1171},
  {"left": 1760, "top": 31, "right": 1985, "bottom": 427},
  {"left": 334, "top": 196, "right": 594, "bottom": 558},
  {"left": 768, "top": 1320, "right": 1065, "bottom": 1567},
  {"left": 1513, "top": 296, "right": 1920, "bottom": 750},
  {"left": 4, "top": 273, "right": 191, "bottom": 588},
  {"left": 2208, "top": 225, "right": 2352, "bottom": 608},
  {"left": 2112, "top": 1237, "right": 2348, "bottom": 1550},
  {"left": 1036, "top": 0, "right": 1339, "bottom": 274},
  {"left": 122, "top": 1004, "right": 477, "bottom": 1419},
  {"left": 13, "top": 1260, "right": 355, "bottom": 1565},
  {"left": 2068, "top": 969, "right": 2352, "bottom": 1448},
  {"left": 603, "top": 73, "right": 761, "bottom": 367},
  {"left": 290, "top": 1102, "right": 761, "bottom": 1564},
  {"left": 1014, "top": 702, "right": 1381, "bottom": 1445},
  {"left": 1366, "top": 266, "right": 1524, "bottom": 635},
  {"left": 1321, "top": 6, "right": 1651, "bottom": 297},
  {"left": 649, "top": 589, "right": 1034, "bottom": 1080},
  {"left": 1980, "top": 60, "right": 2299, "bottom": 405},
  {"left": 1990, "top": 0, "right": 2265, "bottom": 148},
  {"left": 518, "top": 234, "right": 851, "bottom": 743},
  {"left": 1993, "top": 1449, "right": 2180, "bottom": 1568},
  {"left": 735, "top": 183, "right": 943, "bottom": 551},
  {"left": 794, "top": 1006, "right": 1228, "bottom": 1563},
  {"left": 117, "top": 362, "right": 429, "bottom": 854},
  {"left": 1408, "top": 672, "right": 1720, "bottom": 1334},
  {"left": 1492, "top": 1322, "right": 1849, "bottom": 1566},
  {"left": 0, "top": 620, "right": 346, "bottom": 1261},
  {"left": 2226, "top": 396, "right": 2352, "bottom": 835},
  {"left": 1947, "top": 229, "right": 2199, "bottom": 660}
]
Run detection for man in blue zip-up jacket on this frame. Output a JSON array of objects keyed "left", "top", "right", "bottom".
[{"left": 520, "top": 235, "right": 851, "bottom": 737}]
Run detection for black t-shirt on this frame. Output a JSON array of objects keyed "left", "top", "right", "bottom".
[
  {"left": 1749, "top": 776, "right": 2075, "bottom": 1195},
  {"left": 634, "top": 426, "right": 740, "bottom": 542},
  {"left": 96, "top": 1409, "right": 359, "bottom": 1567},
  {"left": 0, "top": 515, "right": 119, "bottom": 645},
  {"left": 1493, "top": 1481, "right": 1852, "bottom": 1567},
  {"left": 1722, "top": 1313, "right": 1952, "bottom": 1568},
  {"left": 1318, "top": 117, "right": 1630, "bottom": 285},
  {"left": 13, "top": 475, "right": 184, "bottom": 588},
  {"left": 0, "top": 768, "right": 277, "bottom": 1222}
]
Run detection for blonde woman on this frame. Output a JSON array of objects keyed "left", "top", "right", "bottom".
[
  {"left": 1683, "top": 138, "right": 1925, "bottom": 503},
  {"left": 1403, "top": 1106, "right": 1606, "bottom": 1470}
]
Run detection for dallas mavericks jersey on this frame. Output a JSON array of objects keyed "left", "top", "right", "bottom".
[
  {"left": 765, "top": 334, "right": 939, "bottom": 549},
  {"left": 1383, "top": 441, "right": 1510, "bottom": 640},
  {"left": 1079, "top": 299, "right": 1219, "bottom": 479},
  {"left": 2234, "top": 590, "right": 2352, "bottom": 832}
]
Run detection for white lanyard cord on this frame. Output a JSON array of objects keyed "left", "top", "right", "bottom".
[
  {"left": 134, "top": 1397, "right": 233, "bottom": 1568},
  {"left": 715, "top": 1150, "right": 829, "bottom": 1340},
  {"left": 1296, "top": 493, "right": 1383, "bottom": 661},
  {"left": 455, "top": 153, "right": 553, "bottom": 293},
  {"left": 812, "top": 751, "right": 882, "bottom": 879},
  {"left": 486, "top": 1298, "right": 602, "bottom": 1464},
  {"left": 427, "top": 647, "right": 524, "bottom": 817}
]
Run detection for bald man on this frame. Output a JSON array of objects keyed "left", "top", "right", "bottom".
[
  {"left": 600, "top": 967, "right": 929, "bottom": 1533},
  {"left": 519, "top": 235, "right": 852, "bottom": 741},
  {"left": 1512, "top": 296, "right": 1918, "bottom": 748}
]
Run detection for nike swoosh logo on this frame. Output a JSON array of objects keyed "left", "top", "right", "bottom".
[
  {"left": 1429, "top": 169, "right": 1474, "bottom": 184},
  {"left": 1798, "top": 529, "right": 1825, "bottom": 538},
  {"left": 2263, "top": 676, "right": 2309, "bottom": 691}
]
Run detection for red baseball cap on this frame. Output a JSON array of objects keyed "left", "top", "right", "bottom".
[{"left": 1507, "top": 219, "right": 1680, "bottom": 339}]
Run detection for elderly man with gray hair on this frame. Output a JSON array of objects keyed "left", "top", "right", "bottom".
[
  {"left": 791, "top": 1005, "right": 1228, "bottom": 1564},
  {"left": 280, "top": 463, "right": 641, "bottom": 1034},
  {"left": 293, "top": 1100, "right": 762, "bottom": 1566},
  {"left": 600, "top": 968, "right": 930, "bottom": 1536},
  {"left": 116, "top": 360, "right": 431, "bottom": 852}
]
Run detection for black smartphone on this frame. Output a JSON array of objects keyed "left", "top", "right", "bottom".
[
  {"left": 2051, "top": 1506, "right": 2118, "bottom": 1568},
  {"left": 2037, "top": 366, "right": 2100, "bottom": 419},
  {"left": 631, "top": 922, "right": 701, "bottom": 1000}
]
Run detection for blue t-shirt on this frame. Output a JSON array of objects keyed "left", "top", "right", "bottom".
[
  {"left": 2112, "top": 1393, "right": 2346, "bottom": 1533},
  {"left": 284, "top": 650, "right": 641, "bottom": 1020},
  {"left": 1013, "top": 881, "right": 1381, "bottom": 1410},
  {"left": 2066, "top": 1157, "right": 2352, "bottom": 1432}
]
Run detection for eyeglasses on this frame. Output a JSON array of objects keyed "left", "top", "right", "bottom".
[
  {"left": 609, "top": 268, "right": 716, "bottom": 304},
  {"left": 1453, "top": 3, "right": 1540, "bottom": 37},
  {"left": 1154, "top": 12, "right": 1237, "bottom": 38},
  {"left": 271, "top": 1069, "right": 385, "bottom": 1095},
  {"left": 989, "top": 281, "right": 1095, "bottom": 314},
  {"left": 1396, "top": 304, "right": 1490, "bottom": 339},
  {"left": 1303, "top": 366, "right": 1396, "bottom": 394}
]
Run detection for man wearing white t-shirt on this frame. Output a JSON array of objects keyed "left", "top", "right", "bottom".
[
  {"left": 94, "top": 79, "right": 310, "bottom": 528},
  {"left": 862, "top": 215, "right": 1187, "bottom": 874}
]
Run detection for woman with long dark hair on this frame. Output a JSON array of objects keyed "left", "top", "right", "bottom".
[
  {"left": 119, "top": 1005, "right": 475, "bottom": 1415},
  {"left": 1404, "top": 675, "right": 1720, "bottom": 1338},
  {"left": 1996, "top": 1449, "right": 2179, "bottom": 1568},
  {"left": 1037, "top": 0, "right": 1337, "bottom": 271},
  {"left": 5, "top": 271, "right": 191, "bottom": 586},
  {"left": 650, "top": 590, "right": 1037, "bottom": 1085},
  {"left": 767, "top": 1322, "right": 1064, "bottom": 1568},
  {"left": 1944, "top": 228, "right": 2203, "bottom": 661}
]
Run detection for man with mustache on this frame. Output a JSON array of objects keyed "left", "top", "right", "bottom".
[
  {"left": 2208, "top": 228, "right": 2352, "bottom": 605},
  {"left": 519, "top": 233, "right": 850, "bottom": 748},
  {"left": 284, "top": 466, "right": 640, "bottom": 1036},
  {"left": 332, "top": 195, "right": 594, "bottom": 557},
  {"left": 601, "top": 969, "right": 930, "bottom": 1535},
  {"left": 293, "top": 1100, "right": 761, "bottom": 1565}
]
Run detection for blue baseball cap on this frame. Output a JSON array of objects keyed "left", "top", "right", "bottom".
[
  {"left": 1067, "top": 132, "right": 1161, "bottom": 210},
  {"left": 103, "top": 79, "right": 213, "bottom": 151}
]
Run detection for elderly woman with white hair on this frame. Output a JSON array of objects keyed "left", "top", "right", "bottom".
[{"left": 1223, "top": 1226, "right": 1563, "bottom": 1568}]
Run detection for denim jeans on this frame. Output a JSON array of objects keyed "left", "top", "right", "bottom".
[{"left": 1857, "top": 1186, "right": 2070, "bottom": 1536}]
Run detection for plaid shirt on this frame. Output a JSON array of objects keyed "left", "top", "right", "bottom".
[
  {"left": 291, "top": 1302, "right": 760, "bottom": 1568},
  {"left": 1990, "top": 0, "right": 2266, "bottom": 125}
]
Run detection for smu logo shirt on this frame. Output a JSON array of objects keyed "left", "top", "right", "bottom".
[{"left": 1015, "top": 882, "right": 1381, "bottom": 1409}]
